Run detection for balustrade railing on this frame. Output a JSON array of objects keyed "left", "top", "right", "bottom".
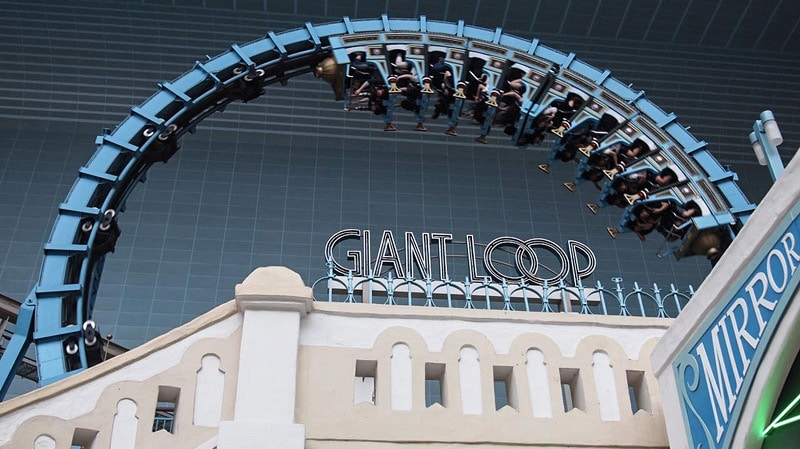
[{"left": 311, "top": 263, "right": 693, "bottom": 319}]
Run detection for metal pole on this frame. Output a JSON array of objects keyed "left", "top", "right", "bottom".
[{"left": 750, "top": 110, "right": 784, "bottom": 182}]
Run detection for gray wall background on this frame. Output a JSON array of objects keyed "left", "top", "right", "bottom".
[{"left": 0, "top": 0, "right": 798, "bottom": 348}]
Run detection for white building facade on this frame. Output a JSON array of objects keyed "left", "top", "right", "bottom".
[{"left": 0, "top": 266, "right": 672, "bottom": 449}]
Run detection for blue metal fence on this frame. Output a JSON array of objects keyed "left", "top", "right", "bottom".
[{"left": 312, "top": 263, "right": 693, "bottom": 319}]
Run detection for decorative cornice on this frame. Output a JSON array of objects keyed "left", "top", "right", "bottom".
[{"left": 235, "top": 267, "right": 313, "bottom": 314}]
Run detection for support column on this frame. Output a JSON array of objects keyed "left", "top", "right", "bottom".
[{"left": 218, "top": 267, "right": 312, "bottom": 449}]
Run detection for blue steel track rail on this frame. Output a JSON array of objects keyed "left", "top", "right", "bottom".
[{"left": 0, "top": 15, "right": 755, "bottom": 399}]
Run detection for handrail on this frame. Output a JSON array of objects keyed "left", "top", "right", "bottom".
[{"left": 311, "top": 268, "right": 693, "bottom": 319}]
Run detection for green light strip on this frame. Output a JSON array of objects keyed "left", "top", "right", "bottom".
[
  {"left": 774, "top": 414, "right": 800, "bottom": 429},
  {"left": 763, "top": 392, "right": 800, "bottom": 436}
]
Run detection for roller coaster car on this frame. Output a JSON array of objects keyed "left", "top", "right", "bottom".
[
  {"left": 477, "top": 77, "right": 524, "bottom": 130},
  {"left": 654, "top": 201, "right": 702, "bottom": 241},
  {"left": 515, "top": 104, "right": 558, "bottom": 147},
  {"left": 599, "top": 139, "right": 653, "bottom": 180},
  {"left": 498, "top": 105, "right": 522, "bottom": 132},
  {"left": 549, "top": 93, "right": 584, "bottom": 137},
  {"left": 551, "top": 122, "right": 607, "bottom": 163},
  {"left": 619, "top": 198, "right": 696, "bottom": 243},
  {"left": 673, "top": 217, "right": 733, "bottom": 263},
  {"left": 616, "top": 197, "right": 728, "bottom": 262},
  {"left": 576, "top": 142, "right": 629, "bottom": 186},
  {"left": 426, "top": 56, "right": 457, "bottom": 120},
  {"left": 465, "top": 63, "right": 488, "bottom": 100},
  {"left": 347, "top": 52, "right": 372, "bottom": 77},
  {"left": 339, "top": 53, "right": 389, "bottom": 111},
  {"left": 428, "top": 53, "right": 455, "bottom": 87},
  {"left": 600, "top": 167, "right": 677, "bottom": 209},
  {"left": 577, "top": 114, "right": 618, "bottom": 157}
]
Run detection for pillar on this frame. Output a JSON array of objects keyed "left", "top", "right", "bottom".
[{"left": 218, "top": 267, "right": 312, "bottom": 449}]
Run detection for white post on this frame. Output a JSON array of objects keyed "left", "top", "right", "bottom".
[
  {"left": 391, "top": 343, "right": 413, "bottom": 410},
  {"left": 218, "top": 267, "right": 312, "bottom": 449},
  {"left": 592, "top": 351, "right": 621, "bottom": 421},
  {"left": 459, "top": 346, "right": 483, "bottom": 415},
  {"left": 526, "top": 349, "right": 553, "bottom": 418}
]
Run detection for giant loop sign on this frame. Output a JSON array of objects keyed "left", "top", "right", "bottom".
[
  {"left": 324, "top": 229, "right": 597, "bottom": 286},
  {"left": 673, "top": 213, "right": 800, "bottom": 449}
]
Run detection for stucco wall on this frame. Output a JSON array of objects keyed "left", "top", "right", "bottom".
[
  {"left": 298, "top": 302, "right": 671, "bottom": 448},
  {"left": 0, "top": 304, "right": 242, "bottom": 449},
  {"left": 1, "top": 267, "right": 675, "bottom": 449}
]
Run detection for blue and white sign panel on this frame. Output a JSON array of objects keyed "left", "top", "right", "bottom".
[{"left": 673, "top": 213, "right": 800, "bottom": 449}]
